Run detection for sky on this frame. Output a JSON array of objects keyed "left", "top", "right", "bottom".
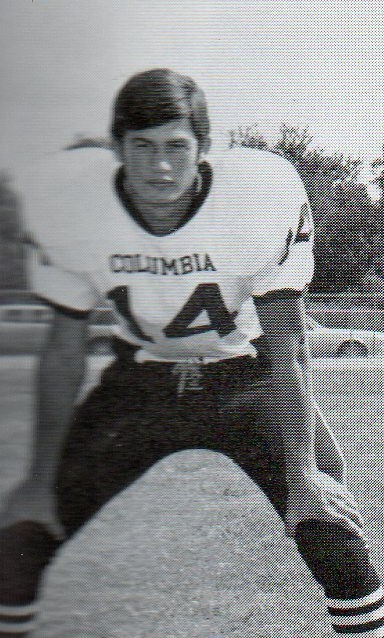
[{"left": 1, "top": 0, "right": 384, "bottom": 186}]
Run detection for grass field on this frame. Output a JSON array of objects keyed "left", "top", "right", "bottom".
[{"left": 0, "top": 357, "right": 383, "bottom": 638}]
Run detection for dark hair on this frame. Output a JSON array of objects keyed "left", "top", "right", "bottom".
[{"left": 111, "top": 69, "right": 210, "bottom": 149}]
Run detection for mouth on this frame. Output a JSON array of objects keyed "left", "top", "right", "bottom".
[{"left": 147, "top": 179, "right": 175, "bottom": 187}]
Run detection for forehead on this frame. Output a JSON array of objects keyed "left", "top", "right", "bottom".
[{"left": 124, "top": 118, "right": 197, "bottom": 143}]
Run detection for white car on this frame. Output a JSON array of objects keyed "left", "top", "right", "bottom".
[
  {"left": 0, "top": 304, "right": 116, "bottom": 355},
  {"left": 306, "top": 315, "right": 384, "bottom": 357},
  {"left": 89, "top": 314, "right": 384, "bottom": 358},
  {"left": 1, "top": 304, "right": 384, "bottom": 358}
]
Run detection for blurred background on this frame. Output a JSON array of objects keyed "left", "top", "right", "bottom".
[
  {"left": 0, "top": 3, "right": 383, "bottom": 637},
  {"left": 2, "top": 0, "right": 384, "bottom": 341}
]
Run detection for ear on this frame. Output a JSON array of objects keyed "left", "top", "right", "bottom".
[{"left": 198, "top": 136, "right": 211, "bottom": 161}]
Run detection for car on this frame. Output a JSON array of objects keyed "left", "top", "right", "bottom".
[
  {"left": 306, "top": 315, "right": 384, "bottom": 357},
  {"left": 87, "top": 307, "right": 116, "bottom": 355},
  {"left": 1, "top": 304, "right": 384, "bottom": 358},
  {"left": 0, "top": 304, "right": 116, "bottom": 355}
]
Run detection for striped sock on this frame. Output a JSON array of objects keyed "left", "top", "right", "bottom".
[
  {"left": 0, "top": 602, "right": 38, "bottom": 636},
  {"left": 328, "top": 586, "right": 384, "bottom": 636},
  {"left": 0, "top": 521, "right": 60, "bottom": 637}
]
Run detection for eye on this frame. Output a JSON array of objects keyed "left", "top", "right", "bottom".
[
  {"left": 133, "top": 140, "right": 151, "bottom": 149},
  {"left": 168, "top": 140, "right": 189, "bottom": 150}
]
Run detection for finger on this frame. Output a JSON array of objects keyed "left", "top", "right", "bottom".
[
  {"left": 327, "top": 498, "right": 364, "bottom": 529},
  {"left": 325, "top": 489, "right": 358, "bottom": 508},
  {"left": 325, "top": 490, "right": 361, "bottom": 514},
  {"left": 344, "top": 509, "right": 364, "bottom": 531},
  {"left": 329, "top": 505, "right": 364, "bottom": 532},
  {"left": 327, "top": 493, "right": 362, "bottom": 514},
  {"left": 327, "top": 493, "right": 359, "bottom": 511}
]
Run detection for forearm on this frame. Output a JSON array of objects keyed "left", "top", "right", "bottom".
[
  {"left": 29, "top": 347, "right": 86, "bottom": 485},
  {"left": 299, "top": 343, "right": 345, "bottom": 481},
  {"left": 269, "top": 358, "right": 316, "bottom": 479}
]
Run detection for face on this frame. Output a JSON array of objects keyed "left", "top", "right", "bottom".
[{"left": 120, "top": 118, "right": 203, "bottom": 206}]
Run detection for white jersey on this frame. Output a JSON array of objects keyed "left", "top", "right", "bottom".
[{"left": 19, "top": 146, "right": 314, "bottom": 362}]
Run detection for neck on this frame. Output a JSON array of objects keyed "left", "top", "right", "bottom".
[{"left": 125, "top": 182, "right": 196, "bottom": 236}]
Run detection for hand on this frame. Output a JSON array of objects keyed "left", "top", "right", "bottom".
[
  {"left": 0, "top": 479, "right": 64, "bottom": 540},
  {"left": 285, "top": 469, "right": 365, "bottom": 539}
]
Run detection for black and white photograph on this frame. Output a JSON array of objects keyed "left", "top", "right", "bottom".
[{"left": 0, "top": 2, "right": 383, "bottom": 637}]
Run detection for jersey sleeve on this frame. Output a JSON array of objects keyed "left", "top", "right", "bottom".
[
  {"left": 251, "top": 198, "right": 314, "bottom": 300},
  {"left": 25, "top": 235, "right": 100, "bottom": 311},
  {"left": 16, "top": 152, "right": 107, "bottom": 312}
]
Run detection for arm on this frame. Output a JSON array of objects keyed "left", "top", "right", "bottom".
[
  {"left": 1, "top": 306, "right": 89, "bottom": 537},
  {"left": 254, "top": 295, "right": 363, "bottom": 538},
  {"left": 273, "top": 302, "right": 345, "bottom": 481},
  {"left": 254, "top": 295, "right": 316, "bottom": 477},
  {"left": 31, "top": 306, "right": 90, "bottom": 485}
]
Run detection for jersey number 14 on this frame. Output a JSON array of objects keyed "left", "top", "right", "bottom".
[{"left": 107, "top": 283, "right": 238, "bottom": 342}]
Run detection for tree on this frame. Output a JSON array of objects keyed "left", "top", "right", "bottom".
[
  {"left": 231, "top": 124, "right": 379, "bottom": 292},
  {"left": 229, "top": 125, "right": 268, "bottom": 150},
  {"left": 0, "top": 173, "right": 26, "bottom": 289},
  {"left": 371, "top": 152, "right": 384, "bottom": 199}
]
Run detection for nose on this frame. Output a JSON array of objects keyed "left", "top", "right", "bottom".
[{"left": 151, "top": 148, "right": 172, "bottom": 172}]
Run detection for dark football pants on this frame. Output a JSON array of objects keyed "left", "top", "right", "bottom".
[
  {"left": 56, "top": 345, "right": 380, "bottom": 602},
  {"left": 57, "top": 351, "right": 288, "bottom": 532}
]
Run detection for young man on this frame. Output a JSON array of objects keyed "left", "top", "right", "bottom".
[{"left": 0, "top": 68, "right": 382, "bottom": 637}]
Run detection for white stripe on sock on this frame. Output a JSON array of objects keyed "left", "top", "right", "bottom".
[
  {"left": 328, "top": 587, "right": 384, "bottom": 609},
  {"left": 333, "top": 627, "right": 384, "bottom": 638},
  {"left": 0, "top": 603, "right": 38, "bottom": 616},
  {"left": 0, "top": 619, "right": 36, "bottom": 633},
  {"left": 331, "top": 605, "right": 384, "bottom": 625}
]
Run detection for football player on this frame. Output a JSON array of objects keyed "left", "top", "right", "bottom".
[{"left": 0, "top": 69, "right": 382, "bottom": 637}]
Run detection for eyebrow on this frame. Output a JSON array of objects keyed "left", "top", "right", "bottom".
[
  {"left": 131, "top": 135, "right": 190, "bottom": 143},
  {"left": 131, "top": 136, "right": 153, "bottom": 143}
]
